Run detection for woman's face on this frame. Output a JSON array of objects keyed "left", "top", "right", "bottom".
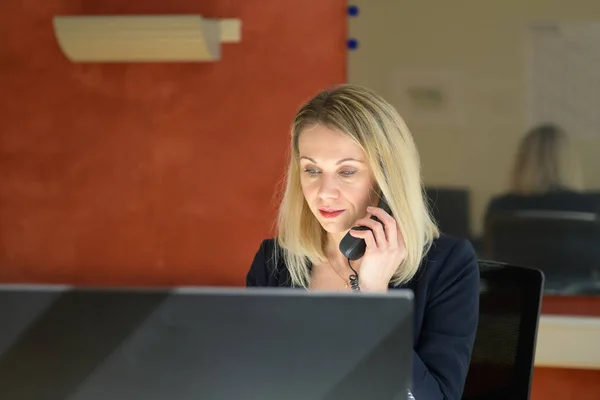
[{"left": 298, "top": 124, "right": 377, "bottom": 234}]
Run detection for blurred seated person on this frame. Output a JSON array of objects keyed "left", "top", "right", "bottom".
[{"left": 485, "top": 124, "right": 599, "bottom": 219}]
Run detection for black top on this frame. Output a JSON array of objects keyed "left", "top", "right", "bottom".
[{"left": 246, "top": 234, "right": 480, "bottom": 400}]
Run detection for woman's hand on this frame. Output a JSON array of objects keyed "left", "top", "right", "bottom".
[{"left": 348, "top": 206, "right": 407, "bottom": 291}]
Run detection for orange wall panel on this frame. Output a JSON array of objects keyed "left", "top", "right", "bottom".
[
  {"left": 532, "top": 367, "right": 600, "bottom": 400},
  {"left": 0, "top": 1, "right": 347, "bottom": 286},
  {"left": 542, "top": 295, "right": 600, "bottom": 317}
]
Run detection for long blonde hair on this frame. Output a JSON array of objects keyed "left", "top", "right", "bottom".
[
  {"left": 275, "top": 84, "right": 439, "bottom": 288},
  {"left": 510, "top": 124, "right": 583, "bottom": 195}
]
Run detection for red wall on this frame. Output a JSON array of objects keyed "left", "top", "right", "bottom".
[{"left": 0, "top": 1, "right": 347, "bottom": 286}]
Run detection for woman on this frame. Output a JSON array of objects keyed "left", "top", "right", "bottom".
[
  {"left": 509, "top": 123, "right": 583, "bottom": 196},
  {"left": 246, "top": 84, "right": 479, "bottom": 400},
  {"left": 485, "top": 123, "right": 597, "bottom": 217}
]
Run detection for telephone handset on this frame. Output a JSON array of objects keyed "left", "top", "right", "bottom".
[{"left": 339, "top": 195, "right": 393, "bottom": 261}]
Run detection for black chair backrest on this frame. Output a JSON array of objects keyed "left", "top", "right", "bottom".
[
  {"left": 425, "top": 186, "right": 470, "bottom": 238},
  {"left": 485, "top": 211, "right": 600, "bottom": 287},
  {"left": 462, "top": 260, "right": 544, "bottom": 400}
]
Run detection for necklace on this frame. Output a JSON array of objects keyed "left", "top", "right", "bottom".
[{"left": 326, "top": 258, "right": 350, "bottom": 288}]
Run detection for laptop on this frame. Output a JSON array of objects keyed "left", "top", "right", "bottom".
[{"left": 0, "top": 285, "right": 414, "bottom": 400}]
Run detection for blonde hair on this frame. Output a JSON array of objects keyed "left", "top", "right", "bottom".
[
  {"left": 275, "top": 84, "right": 439, "bottom": 288},
  {"left": 510, "top": 124, "right": 583, "bottom": 195}
]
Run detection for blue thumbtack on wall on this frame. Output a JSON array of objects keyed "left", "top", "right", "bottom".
[
  {"left": 348, "top": 5, "right": 360, "bottom": 17},
  {"left": 347, "top": 38, "right": 359, "bottom": 50}
]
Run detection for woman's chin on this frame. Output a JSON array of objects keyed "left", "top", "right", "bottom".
[
  {"left": 311, "top": 211, "right": 354, "bottom": 233},
  {"left": 318, "top": 220, "right": 353, "bottom": 234}
]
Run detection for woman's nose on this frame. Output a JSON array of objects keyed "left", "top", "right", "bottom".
[{"left": 316, "top": 174, "right": 339, "bottom": 200}]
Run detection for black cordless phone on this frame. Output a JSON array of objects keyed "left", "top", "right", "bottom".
[{"left": 339, "top": 195, "right": 393, "bottom": 261}]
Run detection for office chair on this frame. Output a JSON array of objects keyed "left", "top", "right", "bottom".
[
  {"left": 484, "top": 210, "right": 600, "bottom": 292},
  {"left": 425, "top": 186, "right": 471, "bottom": 239},
  {"left": 462, "top": 260, "right": 544, "bottom": 400}
]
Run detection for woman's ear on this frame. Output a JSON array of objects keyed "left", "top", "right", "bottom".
[{"left": 369, "top": 186, "right": 382, "bottom": 207}]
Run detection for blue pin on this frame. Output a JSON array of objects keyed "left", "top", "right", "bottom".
[
  {"left": 348, "top": 5, "right": 360, "bottom": 17},
  {"left": 347, "top": 38, "right": 359, "bottom": 50}
]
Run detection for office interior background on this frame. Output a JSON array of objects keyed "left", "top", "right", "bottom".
[{"left": 1, "top": 1, "right": 599, "bottom": 399}]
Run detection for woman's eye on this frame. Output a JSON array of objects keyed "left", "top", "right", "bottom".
[
  {"left": 339, "top": 170, "right": 357, "bottom": 177},
  {"left": 303, "top": 169, "right": 321, "bottom": 177}
]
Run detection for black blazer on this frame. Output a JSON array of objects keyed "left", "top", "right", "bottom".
[{"left": 247, "top": 234, "right": 480, "bottom": 400}]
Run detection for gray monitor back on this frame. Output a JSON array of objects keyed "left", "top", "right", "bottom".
[{"left": 0, "top": 285, "right": 413, "bottom": 400}]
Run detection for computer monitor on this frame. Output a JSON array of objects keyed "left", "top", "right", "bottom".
[{"left": 0, "top": 285, "right": 414, "bottom": 400}]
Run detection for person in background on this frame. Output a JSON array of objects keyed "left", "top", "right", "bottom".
[
  {"left": 485, "top": 123, "right": 599, "bottom": 218},
  {"left": 246, "top": 84, "right": 479, "bottom": 400}
]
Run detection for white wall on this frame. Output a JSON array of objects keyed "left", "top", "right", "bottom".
[{"left": 349, "top": 0, "right": 600, "bottom": 235}]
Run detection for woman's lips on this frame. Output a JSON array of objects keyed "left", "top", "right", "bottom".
[{"left": 318, "top": 209, "right": 345, "bottom": 218}]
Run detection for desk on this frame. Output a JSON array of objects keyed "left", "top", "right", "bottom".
[
  {"left": 535, "top": 315, "right": 600, "bottom": 369},
  {"left": 530, "top": 296, "right": 600, "bottom": 400}
]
